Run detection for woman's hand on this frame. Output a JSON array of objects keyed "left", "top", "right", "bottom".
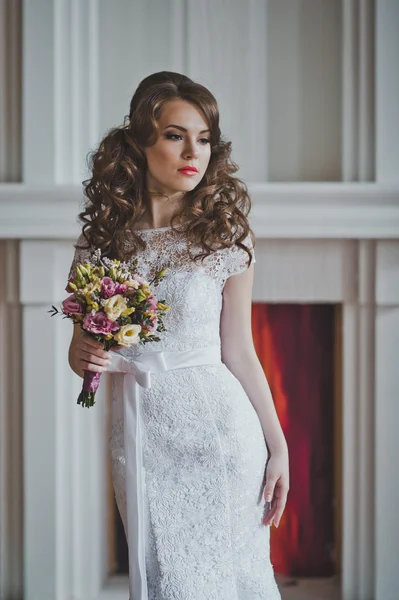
[
  {"left": 263, "top": 451, "right": 290, "bottom": 528},
  {"left": 68, "top": 326, "right": 124, "bottom": 378},
  {"left": 69, "top": 329, "right": 111, "bottom": 377}
]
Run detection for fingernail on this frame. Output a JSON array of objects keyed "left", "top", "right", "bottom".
[{"left": 265, "top": 494, "right": 272, "bottom": 502}]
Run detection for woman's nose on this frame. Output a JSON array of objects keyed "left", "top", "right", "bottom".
[{"left": 183, "top": 140, "right": 199, "bottom": 159}]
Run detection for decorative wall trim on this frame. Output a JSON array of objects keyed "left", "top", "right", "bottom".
[
  {"left": 23, "top": 0, "right": 100, "bottom": 184},
  {"left": 0, "top": 240, "right": 22, "bottom": 600},
  {"left": 376, "top": 0, "right": 399, "bottom": 182},
  {"left": 0, "top": 0, "right": 22, "bottom": 182},
  {"left": 342, "top": 0, "right": 375, "bottom": 181}
]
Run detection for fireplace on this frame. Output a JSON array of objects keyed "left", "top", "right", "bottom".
[
  {"left": 109, "top": 303, "right": 341, "bottom": 583},
  {"left": 0, "top": 184, "right": 398, "bottom": 600}
]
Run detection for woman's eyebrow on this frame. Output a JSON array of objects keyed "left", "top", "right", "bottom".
[{"left": 163, "top": 124, "right": 210, "bottom": 134}]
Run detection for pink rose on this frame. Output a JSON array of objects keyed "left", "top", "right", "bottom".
[
  {"left": 115, "top": 283, "right": 128, "bottom": 294},
  {"left": 147, "top": 295, "right": 158, "bottom": 310},
  {"left": 83, "top": 311, "right": 119, "bottom": 335},
  {"left": 146, "top": 314, "right": 158, "bottom": 333},
  {"left": 62, "top": 295, "right": 83, "bottom": 314},
  {"left": 101, "top": 277, "right": 118, "bottom": 299}
]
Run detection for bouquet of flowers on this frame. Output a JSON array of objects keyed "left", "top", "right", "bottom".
[{"left": 49, "top": 249, "right": 170, "bottom": 408}]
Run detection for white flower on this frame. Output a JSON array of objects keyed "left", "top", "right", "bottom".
[
  {"left": 114, "top": 324, "right": 141, "bottom": 346},
  {"left": 104, "top": 294, "right": 128, "bottom": 321}
]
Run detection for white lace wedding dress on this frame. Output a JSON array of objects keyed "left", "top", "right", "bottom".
[{"left": 69, "top": 226, "right": 281, "bottom": 600}]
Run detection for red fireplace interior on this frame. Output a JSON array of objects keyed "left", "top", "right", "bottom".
[{"left": 251, "top": 303, "right": 340, "bottom": 577}]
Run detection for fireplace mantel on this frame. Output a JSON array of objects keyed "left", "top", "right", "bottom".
[
  {"left": 0, "top": 183, "right": 398, "bottom": 600},
  {"left": 0, "top": 182, "right": 398, "bottom": 240}
]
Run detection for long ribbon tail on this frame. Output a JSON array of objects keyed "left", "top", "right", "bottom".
[{"left": 123, "top": 374, "right": 148, "bottom": 600}]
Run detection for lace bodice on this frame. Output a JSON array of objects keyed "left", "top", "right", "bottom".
[{"left": 68, "top": 227, "right": 256, "bottom": 355}]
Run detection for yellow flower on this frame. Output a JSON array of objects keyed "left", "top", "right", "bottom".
[
  {"left": 135, "top": 289, "right": 147, "bottom": 302},
  {"left": 157, "top": 302, "right": 170, "bottom": 311},
  {"left": 82, "top": 278, "right": 101, "bottom": 295},
  {"left": 86, "top": 301, "right": 100, "bottom": 312},
  {"left": 142, "top": 285, "right": 152, "bottom": 297},
  {"left": 108, "top": 266, "right": 118, "bottom": 280},
  {"left": 114, "top": 324, "right": 141, "bottom": 347},
  {"left": 125, "top": 279, "right": 139, "bottom": 290},
  {"left": 104, "top": 294, "right": 128, "bottom": 321},
  {"left": 79, "top": 264, "right": 90, "bottom": 279},
  {"left": 156, "top": 268, "right": 168, "bottom": 279},
  {"left": 121, "top": 307, "right": 135, "bottom": 317}
]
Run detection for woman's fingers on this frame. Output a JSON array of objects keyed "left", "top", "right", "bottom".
[
  {"left": 263, "top": 479, "right": 289, "bottom": 527},
  {"left": 80, "top": 348, "right": 111, "bottom": 366},
  {"left": 81, "top": 336, "right": 107, "bottom": 353},
  {"left": 78, "top": 359, "right": 108, "bottom": 373},
  {"left": 78, "top": 347, "right": 111, "bottom": 372},
  {"left": 262, "top": 453, "right": 290, "bottom": 528},
  {"left": 272, "top": 492, "right": 288, "bottom": 527},
  {"left": 75, "top": 333, "right": 112, "bottom": 372},
  {"left": 263, "top": 496, "right": 279, "bottom": 526},
  {"left": 75, "top": 332, "right": 128, "bottom": 373},
  {"left": 80, "top": 334, "right": 111, "bottom": 358}
]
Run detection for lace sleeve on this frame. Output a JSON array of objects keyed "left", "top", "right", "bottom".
[
  {"left": 224, "top": 232, "right": 256, "bottom": 280},
  {"left": 67, "top": 232, "right": 96, "bottom": 280}
]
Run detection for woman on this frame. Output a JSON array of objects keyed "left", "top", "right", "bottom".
[{"left": 68, "top": 71, "right": 289, "bottom": 599}]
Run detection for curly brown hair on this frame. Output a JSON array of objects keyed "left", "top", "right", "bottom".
[{"left": 77, "top": 71, "right": 255, "bottom": 267}]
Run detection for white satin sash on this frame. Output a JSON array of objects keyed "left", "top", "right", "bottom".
[{"left": 107, "top": 345, "right": 222, "bottom": 600}]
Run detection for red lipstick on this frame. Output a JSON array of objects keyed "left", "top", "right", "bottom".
[{"left": 178, "top": 165, "right": 198, "bottom": 176}]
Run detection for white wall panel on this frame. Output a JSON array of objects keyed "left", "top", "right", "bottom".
[
  {"left": 375, "top": 241, "right": 399, "bottom": 304},
  {"left": 21, "top": 240, "right": 111, "bottom": 599},
  {"left": 185, "top": 0, "right": 268, "bottom": 181},
  {"left": 267, "top": 0, "right": 342, "bottom": 181},
  {"left": 23, "top": 0, "right": 100, "bottom": 185},
  {"left": 23, "top": 0, "right": 56, "bottom": 183},
  {"left": 0, "top": 0, "right": 21, "bottom": 182},
  {"left": 376, "top": 0, "right": 399, "bottom": 183},
  {"left": 252, "top": 239, "right": 358, "bottom": 303},
  {"left": 98, "top": 0, "right": 185, "bottom": 134},
  {"left": 375, "top": 305, "right": 399, "bottom": 600}
]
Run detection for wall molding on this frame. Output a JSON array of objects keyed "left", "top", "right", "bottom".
[{"left": 0, "top": 240, "right": 22, "bottom": 600}]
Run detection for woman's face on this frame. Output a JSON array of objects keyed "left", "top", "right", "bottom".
[{"left": 144, "top": 99, "right": 212, "bottom": 197}]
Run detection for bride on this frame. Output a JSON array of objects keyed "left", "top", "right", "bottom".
[{"left": 67, "top": 70, "right": 289, "bottom": 599}]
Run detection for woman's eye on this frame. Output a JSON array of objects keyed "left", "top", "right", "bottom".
[
  {"left": 165, "top": 133, "right": 182, "bottom": 140},
  {"left": 164, "top": 133, "right": 210, "bottom": 144}
]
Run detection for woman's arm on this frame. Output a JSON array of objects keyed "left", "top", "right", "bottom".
[{"left": 220, "top": 264, "right": 288, "bottom": 457}]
